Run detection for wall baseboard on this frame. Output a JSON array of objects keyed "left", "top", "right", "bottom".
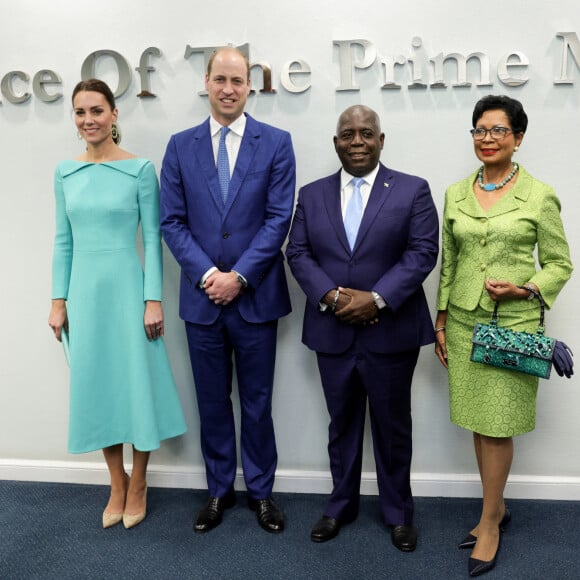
[{"left": 1, "top": 459, "right": 580, "bottom": 500}]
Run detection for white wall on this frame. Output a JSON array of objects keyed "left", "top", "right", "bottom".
[{"left": 1, "top": 0, "right": 579, "bottom": 498}]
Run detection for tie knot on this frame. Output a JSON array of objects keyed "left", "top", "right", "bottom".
[
  {"left": 351, "top": 177, "right": 364, "bottom": 189},
  {"left": 220, "top": 126, "right": 230, "bottom": 142}
]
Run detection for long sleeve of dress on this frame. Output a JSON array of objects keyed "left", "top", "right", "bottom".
[
  {"left": 51, "top": 166, "right": 73, "bottom": 299},
  {"left": 138, "top": 161, "right": 163, "bottom": 302}
]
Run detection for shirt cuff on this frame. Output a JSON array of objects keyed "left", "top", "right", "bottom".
[{"left": 199, "top": 266, "right": 218, "bottom": 288}]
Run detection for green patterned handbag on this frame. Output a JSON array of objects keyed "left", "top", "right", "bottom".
[{"left": 470, "top": 287, "right": 555, "bottom": 379}]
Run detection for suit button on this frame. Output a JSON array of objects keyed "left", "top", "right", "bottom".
[
  {"left": 480, "top": 264, "right": 486, "bottom": 271},
  {"left": 223, "top": 232, "right": 230, "bottom": 239},
  {"left": 480, "top": 238, "right": 486, "bottom": 246},
  {"left": 219, "top": 262, "right": 225, "bottom": 269}
]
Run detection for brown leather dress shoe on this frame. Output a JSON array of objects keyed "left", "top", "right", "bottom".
[
  {"left": 194, "top": 490, "right": 236, "bottom": 533},
  {"left": 248, "top": 496, "right": 284, "bottom": 533},
  {"left": 391, "top": 524, "right": 418, "bottom": 552},
  {"left": 311, "top": 516, "right": 341, "bottom": 543}
]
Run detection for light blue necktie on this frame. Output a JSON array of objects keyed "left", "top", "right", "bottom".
[
  {"left": 344, "top": 177, "right": 364, "bottom": 250},
  {"left": 217, "top": 126, "right": 231, "bottom": 204}
]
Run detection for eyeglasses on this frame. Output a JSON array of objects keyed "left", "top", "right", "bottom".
[{"left": 470, "top": 126, "right": 514, "bottom": 140}]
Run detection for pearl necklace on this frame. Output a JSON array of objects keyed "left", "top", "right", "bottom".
[{"left": 477, "top": 162, "right": 519, "bottom": 191}]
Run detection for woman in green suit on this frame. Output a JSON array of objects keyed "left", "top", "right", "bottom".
[{"left": 435, "top": 95, "right": 572, "bottom": 577}]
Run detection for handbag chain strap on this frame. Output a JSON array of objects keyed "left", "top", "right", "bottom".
[{"left": 490, "top": 285, "right": 546, "bottom": 334}]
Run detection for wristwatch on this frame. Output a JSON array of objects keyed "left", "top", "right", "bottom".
[
  {"left": 234, "top": 271, "right": 248, "bottom": 288},
  {"left": 371, "top": 291, "right": 387, "bottom": 310},
  {"left": 523, "top": 284, "right": 536, "bottom": 301}
]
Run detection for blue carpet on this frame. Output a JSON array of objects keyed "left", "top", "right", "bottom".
[{"left": 0, "top": 481, "right": 577, "bottom": 579}]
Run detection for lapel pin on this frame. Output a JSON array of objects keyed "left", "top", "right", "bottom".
[{"left": 384, "top": 182, "right": 389, "bottom": 188}]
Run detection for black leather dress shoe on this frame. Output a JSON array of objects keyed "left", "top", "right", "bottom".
[
  {"left": 311, "top": 516, "right": 341, "bottom": 543},
  {"left": 391, "top": 525, "right": 417, "bottom": 552},
  {"left": 248, "top": 497, "right": 284, "bottom": 533},
  {"left": 458, "top": 509, "right": 511, "bottom": 549},
  {"left": 194, "top": 490, "right": 236, "bottom": 533}
]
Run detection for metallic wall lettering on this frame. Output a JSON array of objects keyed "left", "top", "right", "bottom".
[
  {"left": 280, "top": 60, "right": 311, "bottom": 93},
  {"left": 1, "top": 71, "right": 31, "bottom": 104},
  {"left": 184, "top": 44, "right": 220, "bottom": 96},
  {"left": 135, "top": 47, "right": 161, "bottom": 98},
  {"left": 380, "top": 55, "right": 406, "bottom": 89},
  {"left": 333, "top": 39, "right": 377, "bottom": 91},
  {"left": 184, "top": 43, "right": 275, "bottom": 95},
  {"left": 497, "top": 52, "right": 529, "bottom": 87},
  {"left": 80, "top": 50, "right": 133, "bottom": 97},
  {"left": 1, "top": 34, "right": 578, "bottom": 107},
  {"left": 555, "top": 32, "right": 580, "bottom": 84},
  {"left": 407, "top": 37, "right": 427, "bottom": 89},
  {"left": 429, "top": 52, "right": 492, "bottom": 88},
  {"left": 336, "top": 37, "right": 529, "bottom": 92},
  {"left": 33, "top": 70, "right": 63, "bottom": 103},
  {"left": 251, "top": 62, "right": 276, "bottom": 94}
]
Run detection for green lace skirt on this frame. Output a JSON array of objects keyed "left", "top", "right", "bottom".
[{"left": 446, "top": 303, "right": 539, "bottom": 437}]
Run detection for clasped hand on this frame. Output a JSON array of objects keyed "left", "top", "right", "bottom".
[
  {"left": 324, "top": 287, "right": 379, "bottom": 325},
  {"left": 204, "top": 271, "right": 242, "bottom": 306},
  {"left": 485, "top": 278, "right": 533, "bottom": 301}
]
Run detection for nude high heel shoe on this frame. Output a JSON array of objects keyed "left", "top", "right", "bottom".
[
  {"left": 102, "top": 510, "right": 123, "bottom": 529},
  {"left": 123, "top": 485, "right": 147, "bottom": 529},
  {"left": 103, "top": 473, "right": 129, "bottom": 529}
]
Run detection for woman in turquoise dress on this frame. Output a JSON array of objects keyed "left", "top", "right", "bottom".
[
  {"left": 434, "top": 95, "right": 572, "bottom": 576},
  {"left": 48, "top": 79, "right": 187, "bottom": 529}
]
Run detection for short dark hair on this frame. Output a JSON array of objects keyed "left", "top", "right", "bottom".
[
  {"left": 472, "top": 95, "right": 528, "bottom": 134},
  {"left": 72, "top": 79, "right": 116, "bottom": 111}
]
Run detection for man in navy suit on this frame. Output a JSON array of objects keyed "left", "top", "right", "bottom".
[
  {"left": 160, "top": 46, "right": 296, "bottom": 534},
  {"left": 286, "top": 105, "right": 438, "bottom": 550}
]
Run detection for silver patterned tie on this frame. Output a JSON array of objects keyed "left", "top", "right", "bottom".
[{"left": 217, "top": 126, "right": 231, "bottom": 204}]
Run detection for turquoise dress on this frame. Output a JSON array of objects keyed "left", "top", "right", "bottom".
[{"left": 52, "top": 159, "right": 187, "bottom": 453}]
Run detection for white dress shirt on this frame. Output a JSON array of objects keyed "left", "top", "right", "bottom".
[
  {"left": 209, "top": 113, "right": 246, "bottom": 176},
  {"left": 339, "top": 164, "right": 380, "bottom": 217}
]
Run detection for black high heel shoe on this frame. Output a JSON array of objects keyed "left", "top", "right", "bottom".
[
  {"left": 458, "top": 509, "right": 511, "bottom": 549},
  {"left": 468, "top": 533, "right": 501, "bottom": 577}
]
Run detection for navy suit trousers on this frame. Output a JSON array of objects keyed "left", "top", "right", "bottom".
[
  {"left": 316, "top": 346, "right": 419, "bottom": 526},
  {"left": 185, "top": 305, "right": 278, "bottom": 499}
]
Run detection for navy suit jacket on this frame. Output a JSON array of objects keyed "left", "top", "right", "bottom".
[
  {"left": 160, "top": 114, "right": 296, "bottom": 325},
  {"left": 286, "top": 163, "right": 439, "bottom": 354}
]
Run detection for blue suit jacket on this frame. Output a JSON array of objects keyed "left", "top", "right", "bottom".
[
  {"left": 286, "top": 164, "right": 439, "bottom": 354},
  {"left": 160, "top": 114, "right": 296, "bottom": 324}
]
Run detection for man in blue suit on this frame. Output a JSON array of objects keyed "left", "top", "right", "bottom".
[
  {"left": 286, "top": 105, "right": 438, "bottom": 550},
  {"left": 160, "top": 46, "right": 296, "bottom": 534}
]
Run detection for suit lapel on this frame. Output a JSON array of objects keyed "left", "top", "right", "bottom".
[
  {"left": 456, "top": 168, "right": 525, "bottom": 219},
  {"left": 354, "top": 164, "right": 393, "bottom": 251},
  {"left": 323, "top": 171, "right": 351, "bottom": 254},
  {"left": 223, "top": 114, "right": 259, "bottom": 217},
  {"left": 192, "top": 120, "right": 224, "bottom": 211}
]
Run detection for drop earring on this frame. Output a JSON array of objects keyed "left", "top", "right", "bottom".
[{"left": 111, "top": 123, "right": 121, "bottom": 144}]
